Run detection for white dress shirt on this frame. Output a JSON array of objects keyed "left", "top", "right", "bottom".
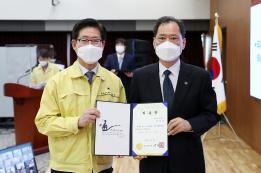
[
  {"left": 79, "top": 62, "right": 98, "bottom": 77},
  {"left": 117, "top": 53, "right": 125, "bottom": 69},
  {"left": 159, "top": 59, "right": 181, "bottom": 100}
]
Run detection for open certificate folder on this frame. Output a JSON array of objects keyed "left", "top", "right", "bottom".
[{"left": 95, "top": 101, "right": 168, "bottom": 156}]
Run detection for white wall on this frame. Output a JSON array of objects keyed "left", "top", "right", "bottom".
[
  {"left": 0, "top": 47, "right": 37, "bottom": 117},
  {"left": 0, "top": 0, "right": 210, "bottom": 20},
  {"left": 0, "top": 48, "right": 13, "bottom": 117}
]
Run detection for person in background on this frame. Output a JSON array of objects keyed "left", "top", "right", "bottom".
[
  {"left": 35, "top": 18, "right": 126, "bottom": 173},
  {"left": 104, "top": 38, "right": 135, "bottom": 100},
  {"left": 129, "top": 16, "right": 219, "bottom": 173},
  {"left": 31, "top": 49, "right": 60, "bottom": 89}
]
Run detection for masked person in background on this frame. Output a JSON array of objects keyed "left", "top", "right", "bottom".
[
  {"left": 31, "top": 49, "right": 60, "bottom": 89},
  {"left": 104, "top": 38, "right": 135, "bottom": 101},
  {"left": 128, "top": 16, "right": 219, "bottom": 173},
  {"left": 35, "top": 18, "right": 126, "bottom": 173}
]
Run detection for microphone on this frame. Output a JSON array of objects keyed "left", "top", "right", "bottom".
[
  {"left": 25, "top": 64, "right": 37, "bottom": 73},
  {"left": 17, "top": 72, "right": 31, "bottom": 84}
]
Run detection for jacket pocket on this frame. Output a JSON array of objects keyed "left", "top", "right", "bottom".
[
  {"left": 58, "top": 90, "right": 89, "bottom": 116},
  {"left": 49, "top": 130, "right": 89, "bottom": 164}
]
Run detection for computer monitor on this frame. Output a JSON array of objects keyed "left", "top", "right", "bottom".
[
  {"left": 0, "top": 142, "right": 38, "bottom": 173},
  {"left": 250, "top": 0, "right": 261, "bottom": 100}
]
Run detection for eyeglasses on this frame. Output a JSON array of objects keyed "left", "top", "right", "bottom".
[
  {"left": 77, "top": 37, "right": 102, "bottom": 46},
  {"left": 155, "top": 35, "right": 180, "bottom": 44}
]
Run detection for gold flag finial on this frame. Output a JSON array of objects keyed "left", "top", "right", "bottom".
[{"left": 215, "top": 12, "right": 219, "bottom": 26}]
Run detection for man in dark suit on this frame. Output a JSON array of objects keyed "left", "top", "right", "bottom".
[
  {"left": 130, "top": 16, "right": 219, "bottom": 173},
  {"left": 104, "top": 38, "right": 135, "bottom": 100}
]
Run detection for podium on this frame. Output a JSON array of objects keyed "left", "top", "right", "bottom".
[{"left": 4, "top": 83, "right": 48, "bottom": 154}]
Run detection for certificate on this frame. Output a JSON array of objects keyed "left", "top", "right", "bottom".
[
  {"left": 132, "top": 103, "right": 168, "bottom": 156},
  {"left": 95, "top": 101, "right": 131, "bottom": 156},
  {"left": 95, "top": 101, "right": 168, "bottom": 156}
]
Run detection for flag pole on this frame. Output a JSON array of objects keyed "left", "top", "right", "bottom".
[
  {"left": 216, "top": 13, "right": 242, "bottom": 146},
  {"left": 214, "top": 12, "right": 219, "bottom": 26},
  {"left": 202, "top": 13, "right": 244, "bottom": 147},
  {"left": 214, "top": 12, "right": 222, "bottom": 137}
]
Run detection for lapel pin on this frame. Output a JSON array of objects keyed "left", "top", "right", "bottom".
[{"left": 184, "top": 81, "right": 188, "bottom": 85}]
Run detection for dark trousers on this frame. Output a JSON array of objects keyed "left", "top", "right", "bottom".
[{"left": 51, "top": 167, "right": 113, "bottom": 173}]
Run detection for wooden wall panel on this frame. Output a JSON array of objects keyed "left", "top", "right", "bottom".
[{"left": 211, "top": 0, "right": 261, "bottom": 154}]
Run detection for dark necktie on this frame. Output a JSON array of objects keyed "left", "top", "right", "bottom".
[
  {"left": 163, "top": 70, "right": 175, "bottom": 108},
  {"left": 85, "top": 71, "right": 95, "bottom": 84}
]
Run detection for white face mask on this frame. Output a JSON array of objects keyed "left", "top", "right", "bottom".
[
  {"left": 155, "top": 41, "right": 182, "bottom": 62},
  {"left": 115, "top": 45, "right": 125, "bottom": 54},
  {"left": 39, "top": 60, "right": 48, "bottom": 67},
  {"left": 77, "top": 44, "right": 103, "bottom": 64}
]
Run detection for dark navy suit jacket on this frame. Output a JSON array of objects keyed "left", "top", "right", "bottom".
[
  {"left": 104, "top": 53, "right": 135, "bottom": 100},
  {"left": 130, "top": 62, "right": 219, "bottom": 173}
]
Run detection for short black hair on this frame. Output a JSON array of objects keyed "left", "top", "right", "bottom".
[
  {"left": 72, "top": 18, "right": 107, "bottom": 40},
  {"left": 38, "top": 49, "right": 50, "bottom": 58},
  {"left": 153, "top": 16, "right": 186, "bottom": 38},
  {"left": 115, "top": 38, "right": 126, "bottom": 46}
]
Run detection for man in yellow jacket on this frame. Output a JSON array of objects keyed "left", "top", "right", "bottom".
[
  {"left": 35, "top": 18, "right": 126, "bottom": 173},
  {"left": 31, "top": 49, "right": 60, "bottom": 89}
]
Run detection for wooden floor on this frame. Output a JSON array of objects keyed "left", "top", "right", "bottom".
[
  {"left": 204, "top": 124, "right": 261, "bottom": 173},
  {"left": 112, "top": 124, "right": 261, "bottom": 173},
  {"left": 44, "top": 124, "right": 261, "bottom": 173}
]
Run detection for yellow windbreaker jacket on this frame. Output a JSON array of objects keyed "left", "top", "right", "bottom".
[{"left": 31, "top": 62, "right": 60, "bottom": 84}]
